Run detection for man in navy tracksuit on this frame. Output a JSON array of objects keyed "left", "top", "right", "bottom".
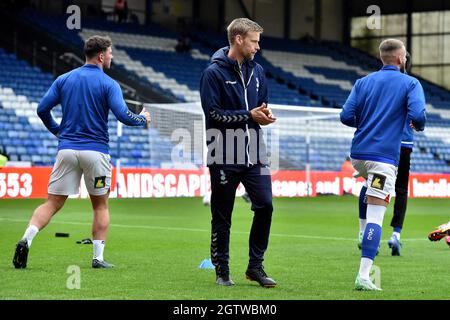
[
  {"left": 200, "top": 18, "right": 277, "bottom": 287},
  {"left": 341, "top": 39, "right": 426, "bottom": 291}
]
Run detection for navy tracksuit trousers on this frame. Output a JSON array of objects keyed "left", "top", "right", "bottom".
[
  {"left": 209, "top": 164, "right": 273, "bottom": 274},
  {"left": 391, "top": 146, "right": 412, "bottom": 229}
]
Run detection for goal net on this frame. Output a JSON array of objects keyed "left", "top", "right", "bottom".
[
  {"left": 138, "top": 103, "right": 355, "bottom": 169},
  {"left": 112, "top": 102, "right": 356, "bottom": 198}
]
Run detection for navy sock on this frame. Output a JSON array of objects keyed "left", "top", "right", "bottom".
[
  {"left": 393, "top": 227, "right": 402, "bottom": 234},
  {"left": 361, "top": 223, "right": 382, "bottom": 260},
  {"left": 359, "top": 186, "right": 368, "bottom": 220}
]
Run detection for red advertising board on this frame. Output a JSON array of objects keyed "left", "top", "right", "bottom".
[{"left": 0, "top": 167, "right": 449, "bottom": 199}]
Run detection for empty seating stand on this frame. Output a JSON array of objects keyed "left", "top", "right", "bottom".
[{"left": 3, "top": 9, "right": 449, "bottom": 173}]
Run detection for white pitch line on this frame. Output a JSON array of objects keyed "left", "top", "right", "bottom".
[{"left": 0, "top": 217, "right": 428, "bottom": 242}]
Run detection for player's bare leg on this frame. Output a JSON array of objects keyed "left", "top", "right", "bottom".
[
  {"left": 29, "top": 194, "right": 68, "bottom": 229},
  {"left": 367, "top": 196, "right": 387, "bottom": 207},
  {"left": 12, "top": 194, "right": 68, "bottom": 269},
  {"left": 90, "top": 191, "right": 114, "bottom": 268}
]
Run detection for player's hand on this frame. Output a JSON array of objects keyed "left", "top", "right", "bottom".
[
  {"left": 140, "top": 107, "right": 151, "bottom": 125},
  {"left": 409, "top": 121, "right": 418, "bottom": 131},
  {"left": 250, "top": 103, "right": 276, "bottom": 125},
  {"left": 260, "top": 104, "right": 277, "bottom": 121},
  {"left": 266, "top": 108, "right": 276, "bottom": 121}
]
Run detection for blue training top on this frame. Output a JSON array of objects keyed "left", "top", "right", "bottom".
[
  {"left": 401, "top": 119, "right": 414, "bottom": 149},
  {"left": 340, "top": 65, "right": 426, "bottom": 166},
  {"left": 37, "top": 64, "right": 147, "bottom": 154}
]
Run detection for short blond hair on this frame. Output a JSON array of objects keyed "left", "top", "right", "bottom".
[
  {"left": 379, "top": 39, "right": 405, "bottom": 64},
  {"left": 227, "top": 18, "right": 263, "bottom": 45}
]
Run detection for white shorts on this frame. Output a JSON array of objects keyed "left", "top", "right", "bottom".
[
  {"left": 48, "top": 149, "right": 112, "bottom": 196},
  {"left": 351, "top": 158, "right": 398, "bottom": 202}
]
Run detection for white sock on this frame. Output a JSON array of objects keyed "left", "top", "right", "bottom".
[
  {"left": 393, "top": 232, "right": 401, "bottom": 240},
  {"left": 93, "top": 240, "right": 105, "bottom": 261},
  {"left": 22, "top": 225, "right": 39, "bottom": 247},
  {"left": 366, "top": 204, "right": 386, "bottom": 226},
  {"left": 359, "top": 204, "right": 386, "bottom": 280},
  {"left": 359, "top": 219, "right": 367, "bottom": 233},
  {"left": 358, "top": 257, "right": 373, "bottom": 280}
]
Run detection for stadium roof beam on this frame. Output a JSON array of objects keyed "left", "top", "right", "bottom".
[
  {"left": 284, "top": 0, "right": 291, "bottom": 39},
  {"left": 406, "top": 0, "right": 412, "bottom": 58},
  {"left": 237, "top": 0, "right": 252, "bottom": 20},
  {"left": 348, "top": 0, "right": 450, "bottom": 16}
]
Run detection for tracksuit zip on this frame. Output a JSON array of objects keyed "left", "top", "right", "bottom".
[{"left": 237, "top": 66, "right": 254, "bottom": 166}]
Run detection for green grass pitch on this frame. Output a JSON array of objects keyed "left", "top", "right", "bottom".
[{"left": 1, "top": 196, "right": 449, "bottom": 300}]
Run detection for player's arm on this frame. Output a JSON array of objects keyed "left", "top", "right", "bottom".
[
  {"left": 200, "top": 69, "right": 251, "bottom": 124},
  {"left": 340, "top": 80, "right": 360, "bottom": 128},
  {"left": 407, "top": 80, "right": 426, "bottom": 131},
  {"left": 37, "top": 78, "right": 61, "bottom": 136},
  {"left": 107, "top": 81, "right": 147, "bottom": 126}
]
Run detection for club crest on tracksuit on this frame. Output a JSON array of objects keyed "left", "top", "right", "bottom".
[{"left": 220, "top": 170, "right": 228, "bottom": 185}]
